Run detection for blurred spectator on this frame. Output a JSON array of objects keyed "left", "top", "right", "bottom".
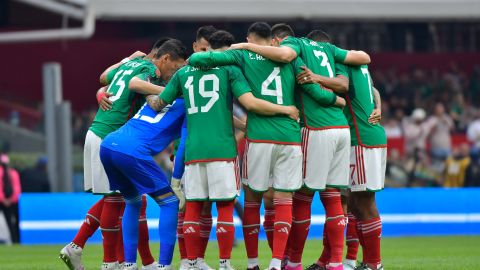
[
  {"left": 466, "top": 111, "right": 480, "bottom": 151},
  {"left": 423, "top": 103, "right": 454, "bottom": 160},
  {"left": 464, "top": 150, "right": 480, "bottom": 187},
  {"left": 385, "top": 149, "right": 409, "bottom": 187},
  {"left": 402, "top": 108, "right": 427, "bottom": 158},
  {"left": 384, "top": 119, "right": 403, "bottom": 138},
  {"left": 407, "top": 150, "right": 439, "bottom": 187},
  {"left": 20, "top": 156, "right": 50, "bottom": 193},
  {"left": 442, "top": 143, "right": 471, "bottom": 187},
  {"left": 0, "top": 154, "right": 21, "bottom": 243}
]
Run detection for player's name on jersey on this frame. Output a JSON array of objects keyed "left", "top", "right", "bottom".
[
  {"left": 248, "top": 52, "right": 266, "bottom": 61},
  {"left": 184, "top": 66, "right": 220, "bottom": 72},
  {"left": 124, "top": 61, "right": 144, "bottom": 68}
]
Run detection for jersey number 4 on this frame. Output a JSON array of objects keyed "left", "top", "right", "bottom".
[
  {"left": 185, "top": 74, "right": 219, "bottom": 115},
  {"left": 261, "top": 67, "right": 283, "bottom": 104}
]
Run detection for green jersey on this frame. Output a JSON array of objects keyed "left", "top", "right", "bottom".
[
  {"left": 342, "top": 64, "right": 387, "bottom": 147},
  {"left": 160, "top": 65, "right": 251, "bottom": 164},
  {"left": 90, "top": 59, "right": 158, "bottom": 139},
  {"left": 281, "top": 37, "right": 349, "bottom": 129},
  {"left": 189, "top": 50, "right": 337, "bottom": 144}
]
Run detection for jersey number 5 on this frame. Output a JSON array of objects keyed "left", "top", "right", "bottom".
[
  {"left": 185, "top": 74, "right": 219, "bottom": 114},
  {"left": 107, "top": 69, "right": 134, "bottom": 102}
]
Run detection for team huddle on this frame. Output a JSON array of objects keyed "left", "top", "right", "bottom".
[{"left": 59, "top": 22, "right": 386, "bottom": 270}]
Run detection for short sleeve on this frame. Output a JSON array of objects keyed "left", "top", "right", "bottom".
[
  {"left": 280, "top": 37, "right": 301, "bottom": 56},
  {"left": 228, "top": 66, "right": 252, "bottom": 98},
  {"left": 160, "top": 70, "right": 182, "bottom": 104},
  {"left": 335, "top": 63, "right": 349, "bottom": 78},
  {"left": 332, "top": 44, "right": 348, "bottom": 63},
  {"left": 189, "top": 51, "right": 240, "bottom": 68},
  {"left": 105, "top": 68, "right": 118, "bottom": 84}
]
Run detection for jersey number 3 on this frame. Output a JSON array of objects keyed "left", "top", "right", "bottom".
[{"left": 185, "top": 74, "right": 219, "bottom": 115}]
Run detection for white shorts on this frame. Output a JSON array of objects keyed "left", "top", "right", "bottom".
[
  {"left": 349, "top": 145, "right": 387, "bottom": 192},
  {"left": 83, "top": 130, "right": 112, "bottom": 194},
  {"left": 184, "top": 161, "right": 240, "bottom": 201},
  {"left": 302, "top": 128, "right": 350, "bottom": 190},
  {"left": 242, "top": 142, "right": 302, "bottom": 192}
]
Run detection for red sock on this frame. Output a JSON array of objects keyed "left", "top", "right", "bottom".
[
  {"left": 73, "top": 197, "right": 104, "bottom": 248},
  {"left": 356, "top": 221, "right": 365, "bottom": 262},
  {"left": 138, "top": 196, "right": 155, "bottom": 266},
  {"left": 116, "top": 203, "right": 126, "bottom": 264},
  {"left": 288, "top": 192, "right": 313, "bottom": 263},
  {"left": 360, "top": 217, "right": 382, "bottom": 268},
  {"left": 346, "top": 212, "right": 359, "bottom": 261},
  {"left": 216, "top": 201, "right": 235, "bottom": 259},
  {"left": 263, "top": 207, "right": 275, "bottom": 251},
  {"left": 198, "top": 213, "right": 212, "bottom": 259},
  {"left": 184, "top": 201, "right": 202, "bottom": 260},
  {"left": 243, "top": 201, "right": 261, "bottom": 259},
  {"left": 101, "top": 195, "right": 124, "bottom": 263},
  {"left": 272, "top": 198, "right": 292, "bottom": 260},
  {"left": 317, "top": 227, "right": 330, "bottom": 267},
  {"left": 320, "top": 189, "right": 346, "bottom": 264},
  {"left": 177, "top": 212, "right": 187, "bottom": 260}
]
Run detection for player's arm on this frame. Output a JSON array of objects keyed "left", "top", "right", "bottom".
[
  {"left": 232, "top": 42, "right": 297, "bottom": 63},
  {"left": 171, "top": 121, "right": 187, "bottom": 210},
  {"left": 99, "top": 50, "right": 146, "bottom": 85},
  {"left": 238, "top": 93, "right": 299, "bottom": 120},
  {"left": 189, "top": 51, "right": 239, "bottom": 68},
  {"left": 343, "top": 50, "right": 371, "bottom": 65},
  {"left": 129, "top": 71, "right": 165, "bottom": 95},
  {"left": 95, "top": 86, "right": 113, "bottom": 111},
  {"left": 332, "top": 45, "right": 370, "bottom": 65},
  {"left": 148, "top": 70, "right": 182, "bottom": 111},
  {"left": 233, "top": 115, "right": 246, "bottom": 132},
  {"left": 368, "top": 87, "right": 382, "bottom": 124},
  {"left": 296, "top": 66, "right": 349, "bottom": 94}
]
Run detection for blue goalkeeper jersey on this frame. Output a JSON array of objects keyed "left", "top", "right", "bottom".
[{"left": 102, "top": 98, "right": 186, "bottom": 159}]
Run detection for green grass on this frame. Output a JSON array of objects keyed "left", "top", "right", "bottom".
[{"left": 0, "top": 236, "right": 478, "bottom": 270}]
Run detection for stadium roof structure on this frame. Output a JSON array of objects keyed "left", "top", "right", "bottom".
[
  {"left": 89, "top": 0, "right": 480, "bottom": 20},
  {"left": 1, "top": 0, "right": 479, "bottom": 43}
]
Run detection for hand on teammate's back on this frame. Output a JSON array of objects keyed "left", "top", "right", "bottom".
[
  {"left": 296, "top": 66, "right": 318, "bottom": 84},
  {"left": 285, "top": 105, "right": 300, "bottom": 121},
  {"left": 368, "top": 108, "right": 382, "bottom": 124},
  {"left": 128, "top": 50, "right": 146, "bottom": 59},
  {"left": 229, "top": 43, "right": 248, "bottom": 50},
  {"left": 335, "top": 96, "right": 346, "bottom": 108},
  {"left": 96, "top": 86, "right": 113, "bottom": 111}
]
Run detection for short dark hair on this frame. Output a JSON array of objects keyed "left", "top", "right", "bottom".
[
  {"left": 151, "top": 37, "right": 172, "bottom": 51},
  {"left": 247, "top": 22, "right": 272, "bottom": 40},
  {"left": 271, "top": 23, "right": 295, "bottom": 39},
  {"left": 306, "top": 29, "right": 331, "bottom": 43},
  {"left": 196, "top": 25, "right": 217, "bottom": 41},
  {"left": 155, "top": 39, "right": 188, "bottom": 60},
  {"left": 208, "top": 30, "right": 235, "bottom": 49}
]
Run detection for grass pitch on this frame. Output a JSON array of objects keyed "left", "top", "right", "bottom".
[{"left": 0, "top": 236, "right": 478, "bottom": 270}]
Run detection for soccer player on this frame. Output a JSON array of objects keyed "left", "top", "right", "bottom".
[
  {"left": 59, "top": 39, "right": 186, "bottom": 270},
  {"left": 189, "top": 23, "right": 346, "bottom": 270},
  {"left": 100, "top": 60, "right": 191, "bottom": 270},
  {"left": 231, "top": 24, "right": 370, "bottom": 270},
  {"left": 176, "top": 25, "right": 218, "bottom": 270},
  {"left": 299, "top": 30, "right": 386, "bottom": 270},
  {"left": 149, "top": 30, "right": 300, "bottom": 270}
]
